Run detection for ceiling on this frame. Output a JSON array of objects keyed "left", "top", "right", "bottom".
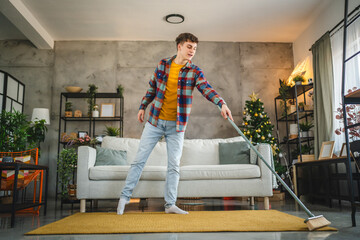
[{"left": 0, "top": 0, "right": 330, "bottom": 49}]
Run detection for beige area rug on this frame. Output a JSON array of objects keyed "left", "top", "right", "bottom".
[{"left": 26, "top": 210, "right": 336, "bottom": 235}]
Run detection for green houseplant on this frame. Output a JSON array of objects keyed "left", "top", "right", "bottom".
[
  {"left": 57, "top": 148, "right": 77, "bottom": 199},
  {"left": 0, "top": 110, "right": 29, "bottom": 152},
  {"left": 87, "top": 84, "right": 98, "bottom": 117},
  {"left": 278, "top": 79, "right": 291, "bottom": 117},
  {"left": 0, "top": 110, "right": 48, "bottom": 152},
  {"left": 104, "top": 125, "right": 121, "bottom": 137},
  {"left": 293, "top": 75, "right": 305, "bottom": 85},
  {"left": 65, "top": 101, "right": 73, "bottom": 117},
  {"left": 299, "top": 121, "right": 314, "bottom": 138},
  {"left": 298, "top": 102, "right": 305, "bottom": 112},
  {"left": 116, "top": 84, "right": 124, "bottom": 98},
  {"left": 27, "top": 119, "right": 48, "bottom": 149}
]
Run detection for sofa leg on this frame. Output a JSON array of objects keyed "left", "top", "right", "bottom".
[
  {"left": 80, "top": 199, "right": 86, "bottom": 213},
  {"left": 250, "top": 197, "right": 255, "bottom": 206},
  {"left": 264, "top": 197, "right": 270, "bottom": 210}
]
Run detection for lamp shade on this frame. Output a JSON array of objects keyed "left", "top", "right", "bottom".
[{"left": 31, "top": 108, "right": 50, "bottom": 125}]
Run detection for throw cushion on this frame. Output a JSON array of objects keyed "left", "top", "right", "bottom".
[
  {"left": 219, "top": 141, "right": 251, "bottom": 164},
  {"left": 95, "top": 146, "right": 128, "bottom": 166}
]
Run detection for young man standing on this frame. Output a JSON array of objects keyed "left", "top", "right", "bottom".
[{"left": 117, "top": 33, "right": 233, "bottom": 215}]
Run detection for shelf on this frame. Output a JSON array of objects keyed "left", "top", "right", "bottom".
[
  {"left": 57, "top": 92, "right": 124, "bottom": 205},
  {"left": 344, "top": 88, "right": 360, "bottom": 104},
  {"left": 280, "top": 137, "right": 314, "bottom": 145},
  {"left": 61, "top": 92, "right": 123, "bottom": 98},
  {"left": 277, "top": 110, "right": 313, "bottom": 121},
  {"left": 61, "top": 116, "right": 123, "bottom": 121},
  {"left": 275, "top": 83, "right": 313, "bottom": 99}
]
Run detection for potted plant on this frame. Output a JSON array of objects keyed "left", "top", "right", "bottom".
[
  {"left": 0, "top": 109, "right": 48, "bottom": 153},
  {"left": 57, "top": 148, "right": 77, "bottom": 199},
  {"left": 298, "top": 102, "right": 305, "bottom": 112},
  {"left": 279, "top": 79, "right": 290, "bottom": 116},
  {"left": 65, "top": 101, "right": 73, "bottom": 117},
  {"left": 104, "top": 125, "right": 121, "bottom": 137},
  {"left": 0, "top": 110, "right": 29, "bottom": 152},
  {"left": 116, "top": 84, "right": 124, "bottom": 98},
  {"left": 293, "top": 75, "right": 305, "bottom": 86},
  {"left": 299, "top": 121, "right": 314, "bottom": 138},
  {"left": 87, "top": 84, "right": 98, "bottom": 117}
]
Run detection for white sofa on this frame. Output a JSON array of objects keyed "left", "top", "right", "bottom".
[{"left": 77, "top": 136, "right": 274, "bottom": 212}]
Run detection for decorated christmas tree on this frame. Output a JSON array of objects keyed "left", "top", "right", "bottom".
[{"left": 241, "top": 92, "right": 284, "bottom": 172}]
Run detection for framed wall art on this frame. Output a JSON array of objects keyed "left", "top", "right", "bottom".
[{"left": 100, "top": 103, "right": 115, "bottom": 117}]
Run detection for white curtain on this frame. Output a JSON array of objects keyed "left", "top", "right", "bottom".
[{"left": 330, "top": 13, "right": 360, "bottom": 154}]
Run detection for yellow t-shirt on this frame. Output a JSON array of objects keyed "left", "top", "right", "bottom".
[{"left": 159, "top": 62, "right": 184, "bottom": 121}]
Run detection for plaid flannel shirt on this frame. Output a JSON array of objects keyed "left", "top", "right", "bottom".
[{"left": 139, "top": 55, "right": 226, "bottom": 132}]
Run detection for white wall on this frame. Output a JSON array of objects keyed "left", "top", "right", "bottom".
[{"left": 293, "top": 0, "right": 359, "bottom": 66}]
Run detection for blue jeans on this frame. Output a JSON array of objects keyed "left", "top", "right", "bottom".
[{"left": 120, "top": 119, "right": 185, "bottom": 207}]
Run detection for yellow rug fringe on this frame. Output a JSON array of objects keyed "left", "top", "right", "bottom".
[{"left": 26, "top": 210, "right": 336, "bottom": 235}]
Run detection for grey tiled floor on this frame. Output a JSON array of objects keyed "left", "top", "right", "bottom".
[{"left": 0, "top": 197, "right": 359, "bottom": 240}]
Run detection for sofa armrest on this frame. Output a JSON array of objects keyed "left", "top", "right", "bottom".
[
  {"left": 256, "top": 143, "right": 274, "bottom": 189},
  {"left": 76, "top": 146, "right": 96, "bottom": 199}
]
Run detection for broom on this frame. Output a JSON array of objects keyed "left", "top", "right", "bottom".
[{"left": 219, "top": 106, "right": 331, "bottom": 231}]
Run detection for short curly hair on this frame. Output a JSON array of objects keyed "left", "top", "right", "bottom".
[{"left": 175, "top": 33, "right": 198, "bottom": 46}]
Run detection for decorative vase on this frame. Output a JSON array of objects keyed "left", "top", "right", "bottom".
[{"left": 92, "top": 110, "right": 99, "bottom": 117}]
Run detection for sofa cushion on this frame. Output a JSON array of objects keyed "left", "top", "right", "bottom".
[
  {"left": 101, "top": 137, "right": 139, "bottom": 164},
  {"left": 219, "top": 141, "right": 250, "bottom": 164},
  {"left": 180, "top": 164, "right": 260, "bottom": 180},
  {"left": 95, "top": 146, "right": 128, "bottom": 166},
  {"left": 89, "top": 166, "right": 167, "bottom": 180},
  {"left": 180, "top": 136, "right": 245, "bottom": 166}
]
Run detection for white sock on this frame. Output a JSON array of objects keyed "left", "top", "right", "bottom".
[
  {"left": 117, "top": 198, "right": 130, "bottom": 215},
  {"left": 165, "top": 205, "right": 189, "bottom": 214}
]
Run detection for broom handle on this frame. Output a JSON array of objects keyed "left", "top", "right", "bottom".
[{"left": 219, "top": 106, "right": 315, "bottom": 218}]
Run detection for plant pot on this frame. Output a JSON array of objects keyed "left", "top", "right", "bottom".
[
  {"left": 92, "top": 110, "right": 99, "bottom": 117},
  {"left": 68, "top": 184, "right": 77, "bottom": 197},
  {"left": 65, "top": 111, "right": 73, "bottom": 117},
  {"left": 299, "top": 131, "right": 308, "bottom": 138},
  {"left": 308, "top": 130, "right": 314, "bottom": 137}
]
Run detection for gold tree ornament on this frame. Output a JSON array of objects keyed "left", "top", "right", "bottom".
[{"left": 249, "top": 91, "right": 259, "bottom": 102}]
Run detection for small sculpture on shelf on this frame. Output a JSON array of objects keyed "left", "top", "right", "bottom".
[
  {"left": 74, "top": 110, "right": 82, "bottom": 117},
  {"left": 65, "top": 101, "right": 73, "bottom": 117}
]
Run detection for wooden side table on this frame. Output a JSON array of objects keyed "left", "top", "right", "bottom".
[{"left": 0, "top": 162, "right": 48, "bottom": 228}]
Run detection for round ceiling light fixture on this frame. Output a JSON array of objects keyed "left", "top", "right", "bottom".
[{"left": 165, "top": 14, "right": 185, "bottom": 24}]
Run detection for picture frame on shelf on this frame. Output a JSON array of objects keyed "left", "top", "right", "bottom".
[
  {"left": 100, "top": 103, "right": 115, "bottom": 117},
  {"left": 340, "top": 143, "right": 354, "bottom": 158},
  {"left": 78, "top": 131, "right": 88, "bottom": 138},
  {"left": 319, "top": 141, "right": 335, "bottom": 160}
]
